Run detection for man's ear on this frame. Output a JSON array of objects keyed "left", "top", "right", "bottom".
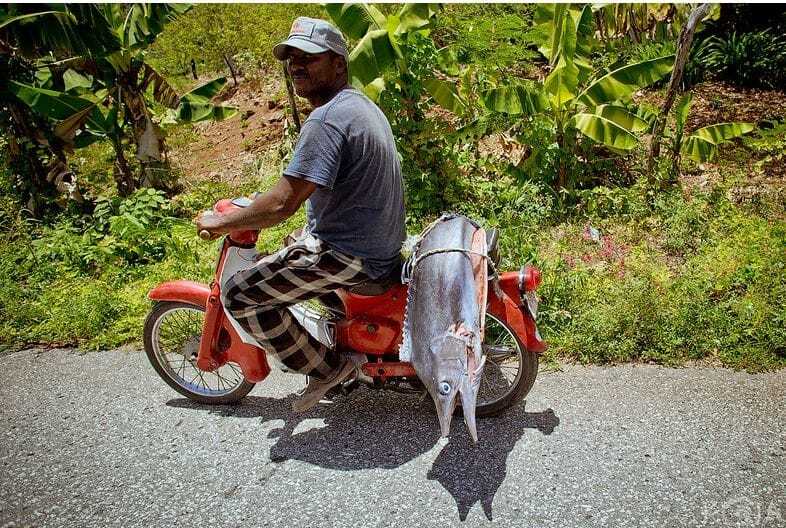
[{"left": 334, "top": 55, "right": 348, "bottom": 80}]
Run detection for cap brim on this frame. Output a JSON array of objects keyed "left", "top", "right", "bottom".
[{"left": 273, "top": 37, "right": 330, "bottom": 60}]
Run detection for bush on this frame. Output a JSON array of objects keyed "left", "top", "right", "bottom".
[
  {"left": 537, "top": 189, "right": 786, "bottom": 371},
  {"left": 701, "top": 30, "right": 786, "bottom": 89}
]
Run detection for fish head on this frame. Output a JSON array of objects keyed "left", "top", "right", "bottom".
[
  {"left": 427, "top": 332, "right": 467, "bottom": 439},
  {"left": 426, "top": 323, "right": 486, "bottom": 443}
]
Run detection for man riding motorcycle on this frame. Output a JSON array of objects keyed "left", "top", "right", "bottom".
[{"left": 196, "top": 17, "right": 406, "bottom": 413}]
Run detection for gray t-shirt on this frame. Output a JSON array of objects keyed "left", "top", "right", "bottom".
[{"left": 283, "top": 88, "right": 405, "bottom": 279}]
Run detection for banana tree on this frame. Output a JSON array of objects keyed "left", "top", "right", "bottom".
[
  {"left": 6, "top": 4, "right": 237, "bottom": 195},
  {"left": 671, "top": 92, "right": 754, "bottom": 163},
  {"left": 324, "top": 3, "right": 442, "bottom": 104},
  {"left": 0, "top": 4, "right": 123, "bottom": 212},
  {"left": 476, "top": 5, "right": 673, "bottom": 189}
]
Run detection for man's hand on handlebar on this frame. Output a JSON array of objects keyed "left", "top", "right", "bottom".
[{"left": 195, "top": 212, "right": 227, "bottom": 241}]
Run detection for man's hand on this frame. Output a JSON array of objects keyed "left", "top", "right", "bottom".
[{"left": 195, "top": 212, "right": 228, "bottom": 240}]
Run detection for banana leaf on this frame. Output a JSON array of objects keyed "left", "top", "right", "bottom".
[
  {"left": 324, "top": 3, "right": 385, "bottom": 40},
  {"left": 8, "top": 81, "right": 108, "bottom": 132},
  {"left": 348, "top": 28, "right": 400, "bottom": 87},
  {"left": 394, "top": 3, "right": 439, "bottom": 35},
  {"left": 174, "top": 76, "right": 237, "bottom": 123},
  {"left": 362, "top": 77, "right": 386, "bottom": 102},
  {"left": 175, "top": 102, "right": 237, "bottom": 123},
  {"left": 544, "top": 60, "right": 579, "bottom": 109},
  {"left": 578, "top": 55, "right": 674, "bottom": 107},
  {"left": 423, "top": 78, "right": 466, "bottom": 115},
  {"left": 122, "top": 4, "right": 192, "bottom": 50},
  {"left": 682, "top": 122, "right": 754, "bottom": 162},
  {"left": 574, "top": 113, "right": 639, "bottom": 150},
  {"left": 481, "top": 84, "right": 547, "bottom": 116},
  {"left": 593, "top": 104, "right": 649, "bottom": 133}
]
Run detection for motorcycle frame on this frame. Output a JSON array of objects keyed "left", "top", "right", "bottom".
[{"left": 148, "top": 234, "right": 546, "bottom": 386}]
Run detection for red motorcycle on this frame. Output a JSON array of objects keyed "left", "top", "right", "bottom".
[{"left": 144, "top": 197, "right": 546, "bottom": 417}]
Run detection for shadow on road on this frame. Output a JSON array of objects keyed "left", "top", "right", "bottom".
[{"left": 167, "top": 389, "right": 558, "bottom": 521}]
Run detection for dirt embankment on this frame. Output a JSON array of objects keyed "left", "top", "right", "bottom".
[{"left": 169, "top": 75, "right": 301, "bottom": 185}]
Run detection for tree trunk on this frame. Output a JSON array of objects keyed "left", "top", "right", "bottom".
[
  {"left": 282, "top": 62, "right": 301, "bottom": 132},
  {"left": 223, "top": 53, "right": 238, "bottom": 86},
  {"left": 111, "top": 135, "right": 135, "bottom": 197},
  {"left": 647, "top": 3, "right": 711, "bottom": 175}
]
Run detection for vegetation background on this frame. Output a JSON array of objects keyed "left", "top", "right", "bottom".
[{"left": 1, "top": 3, "right": 784, "bottom": 371}]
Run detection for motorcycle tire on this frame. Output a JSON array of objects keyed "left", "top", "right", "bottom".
[
  {"left": 143, "top": 301, "right": 255, "bottom": 404},
  {"left": 472, "top": 313, "right": 539, "bottom": 418}
]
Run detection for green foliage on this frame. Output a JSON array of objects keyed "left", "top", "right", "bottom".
[
  {"left": 432, "top": 4, "right": 538, "bottom": 79},
  {"left": 535, "top": 189, "right": 786, "bottom": 371},
  {"left": 147, "top": 4, "right": 324, "bottom": 77},
  {"left": 702, "top": 30, "right": 786, "bottom": 89}
]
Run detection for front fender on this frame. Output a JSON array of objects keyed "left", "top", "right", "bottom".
[
  {"left": 487, "top": 288, "right": 547, "bottom": 354},
  {"left": 148, "top": 280, "right": 210, "bottom": 308}
]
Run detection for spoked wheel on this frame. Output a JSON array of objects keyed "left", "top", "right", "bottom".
[
  {"left": 143, "top": 301, "right": 254, "bottom": 404},
  {"left": 475, "top": 313, "right": 538, "bottom": 417}
]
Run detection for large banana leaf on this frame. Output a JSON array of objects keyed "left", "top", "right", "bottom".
[
  {"left": 175, "top": 77, "right": 238, "bottom": 123},
  {"left": 423, "top": 78, "right": 466, "bottom": 115},
  {"left": 593, "top": 104, "right": 649, "bottom": 133},
  {"left": 121, "top": 4, "right": 192, "bottom": 50},
  {"left": 578, "top": 55, "right": 674, "bottom": 107},
  {"left": 347, "top": 28, "right": 400, "bottom": 87},
  {"left": 8, "top": 81, "right": 108, "bottom": 132},
  {"left": 574, "top": 113, "right": 638, "bottom": 150},
  {"left": 554, "top": 11, "right": 577, "bottom": 65},
  {"left": 1, "top": 5, "right": 120, "bottom": 59},
  {"left": 691, "top": 122, "right": 754, "bottom": 145},
  {"left": 481, "top": 84, "right": 547, "bottom": 116},
  {"left": 324, "top": 3, "right": 385, "bottom": 40},
  {"left": 544, "top": 60, "right": 579, "bottom": 109},
  {"left": 394, "top": 3, "right": 439, "bottom": 35},
  {"left": 682, "top": 122, "right": 754, "bottom": 162}
]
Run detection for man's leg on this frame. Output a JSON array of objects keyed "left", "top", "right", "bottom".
[{"left": 222, "top": 233, "right": 368, "bottom": 381}]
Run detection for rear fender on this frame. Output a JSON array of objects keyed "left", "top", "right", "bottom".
[
  {"left": 487, "top": 287, "right": 547, "bottom": 354},
  {"left": 148, "top": 280, "right": 210, "bottom": 308}
]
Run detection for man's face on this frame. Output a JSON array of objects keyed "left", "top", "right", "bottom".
[{"left": 286, "top": 48, "right": 343, "bottom": 99}]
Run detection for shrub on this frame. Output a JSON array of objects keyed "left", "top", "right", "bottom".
[{"left": 702, "top": 30, "right": 786, "bottom": 89}]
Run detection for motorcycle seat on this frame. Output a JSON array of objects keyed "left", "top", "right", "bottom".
[{"left": 347, "top": 257, "right": 403, "bottom": 296}]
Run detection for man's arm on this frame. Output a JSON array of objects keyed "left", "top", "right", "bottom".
[{"left": 196, "top": 175, "right": 316, "bottom": 236}]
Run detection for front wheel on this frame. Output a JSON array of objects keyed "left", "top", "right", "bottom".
[
  {"left": 474, "top": 313, "right": 538, "bottom": 417},
  {"left": 143, "top": 301, "right": 255, "bottom": 404}
]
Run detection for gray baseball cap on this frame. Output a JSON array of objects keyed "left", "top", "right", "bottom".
[{"left": 273, "top": 17, "right": 349, "bottom": 61}]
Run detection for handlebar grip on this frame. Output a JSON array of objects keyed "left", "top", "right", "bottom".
[{"left": 199, "top": 230, "right": 212, "bottom": 240}]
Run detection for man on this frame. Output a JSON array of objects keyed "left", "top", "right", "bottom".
[{"left": 196, "top": 17, "right": 405, "bottom": 412}]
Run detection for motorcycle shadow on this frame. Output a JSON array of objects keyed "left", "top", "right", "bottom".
[{"left": 168, "top": 389, "right": 559, "bottom": 521}]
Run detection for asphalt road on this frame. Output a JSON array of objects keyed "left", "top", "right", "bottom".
[{"left": 1, "top": 348, "right": 784, "bottom": 528}]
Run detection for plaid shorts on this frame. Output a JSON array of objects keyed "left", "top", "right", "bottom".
[{"left": 222, "top": 232, "right": 368, "bottom": 379}]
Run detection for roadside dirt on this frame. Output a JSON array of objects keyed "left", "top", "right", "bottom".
[{"left": 168, "top": 75, "right": 297, "bottom": 186}]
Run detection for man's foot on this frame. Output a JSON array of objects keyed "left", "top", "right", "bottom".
[{"left": 292, "top": 360, "right": 357, "bottom": 413}]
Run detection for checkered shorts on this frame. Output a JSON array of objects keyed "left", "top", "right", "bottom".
[{"left": 222, "top": 232, "right": 368, "bottom": 379}]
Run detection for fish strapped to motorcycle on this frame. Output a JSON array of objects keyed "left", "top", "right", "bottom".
[{"left": 144, "top": 197, "right": 546, "bottom": 442}]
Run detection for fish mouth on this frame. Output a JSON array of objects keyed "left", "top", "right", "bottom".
[
  {"left": 460, "top": 381, "right": 479, "bottom": 444},
  {"left": 435, "top": 393, "right": 458, "bottom": 438}
]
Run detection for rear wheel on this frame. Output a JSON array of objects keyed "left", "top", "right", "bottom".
[
  {"left": 474, "top": 313, "right": 538, "bottom": 417},
  {"left": 143, "top": 301, "right": 254, "bottom": 404}
]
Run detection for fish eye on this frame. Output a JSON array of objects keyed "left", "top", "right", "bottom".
[{"left": 438, "top": 381, "right": 451, "bottom": 395}]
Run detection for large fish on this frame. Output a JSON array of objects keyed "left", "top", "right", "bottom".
[{"left": 401, "top": 214, "right": 487, "bottom": 443}]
